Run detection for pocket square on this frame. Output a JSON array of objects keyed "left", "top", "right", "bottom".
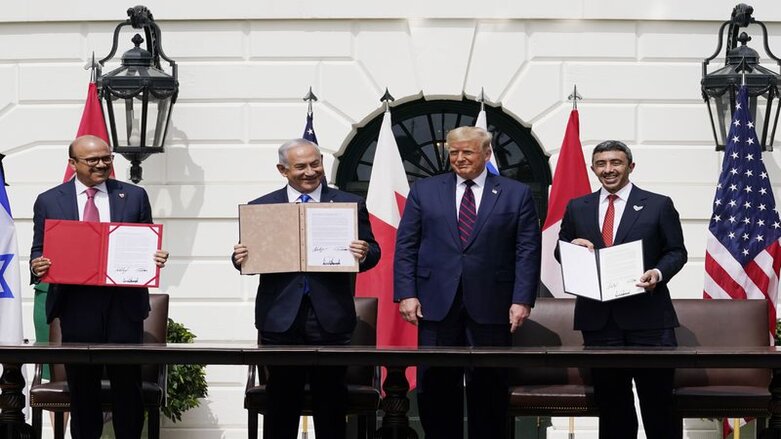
[{"left": 633, "top": 205, "right": 643, "bottom": 211}]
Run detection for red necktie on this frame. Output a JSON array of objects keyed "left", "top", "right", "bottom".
[
  {"left": 458, "top": 180, "right": 476, "bottom": 247},
  {"left": 602, "top": 194, "right": 617, "bottom": 247},
  {"left": 83, "top": 187, "right": 100, "bottom": 222}
]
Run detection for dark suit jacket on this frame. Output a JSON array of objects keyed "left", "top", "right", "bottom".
[
  {"left": 243, "top": 185, "right": 380, "bottom": 334},
  {"left": 30, "top": 179, "right": 153, "bottom": 323},
  {"left": 394, "top": 172, "right": 541, "bottom": 325},
  {"left": 558, "top": 185, "right": 687, "bottom": 331}
]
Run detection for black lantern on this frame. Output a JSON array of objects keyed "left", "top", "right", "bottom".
[
  {"left": 96, "top": 5, "right": 178, "bottom": 183},
  {"left": 702, "top": 4, "right": 781, "bottom": 151}
]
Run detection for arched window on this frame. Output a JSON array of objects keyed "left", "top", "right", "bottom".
[{"left": 335, "top": 97, "right": 552, "bottom": 221}]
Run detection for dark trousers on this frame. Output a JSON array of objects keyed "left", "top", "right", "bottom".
[
  {"left": 59, "top": 290, "right": 144, "bottom": 439},
  {"left": 582, "top": 318, "right": 680, "bottom": 439},
  {"left": 417, "top": 293, "right": 510, "bottom": 439},
  {"left": 260, "top": 296, "right": 352, "bottom": 439}
]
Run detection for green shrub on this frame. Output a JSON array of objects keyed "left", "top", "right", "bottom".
[{"left": 163, "top": 318, "right": 208, "bottom": 423}]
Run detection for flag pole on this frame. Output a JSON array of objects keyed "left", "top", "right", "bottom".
[
  {"left": 568, "top": 84, "right": 582, "bottom": 110},
  {"left": 0, "top": 153, "right": 7, "bottom": 187},
  {"left": 299, "top": 84, "right": 317, "bottom": 437},
  {"left": 303, "top": 86, "right": 318, "bottom": 116},
  {"left": 84, "top": 52, "right": 97, "bottom": 83},
  {"left": 380, "top": 87, "right": 395, "bottom": 112},
  {"left": 733, "top": 418, "right": 740, "bottom": 439}
]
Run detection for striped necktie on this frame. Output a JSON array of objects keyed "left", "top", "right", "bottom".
[
  {"left": 458, "top": 180, "right": 476, "bottom": 247},
  {"left": 602, "top": 194, "right": 617, "bottom": 247}
]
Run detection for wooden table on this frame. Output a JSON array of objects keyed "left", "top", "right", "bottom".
[{"left": 2, "top": 343, "right": 781, "bottom": 438}]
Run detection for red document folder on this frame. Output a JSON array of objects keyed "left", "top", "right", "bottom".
[{"left": 42, "top": 219, "right": 163, "bottom": 288}]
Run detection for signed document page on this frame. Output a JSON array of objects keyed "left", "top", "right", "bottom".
[
  {"left": 559, "top": 240, "right": 602, "bottom": 300},
  {"left": 42, "top": 219, "right": 162, "bottom": 288},
  {"left": 598, "top": 240, "right": 645, "bottom": 301},
  {"left": 106, "top": 224, "right": 162, "bottom": 287},
  {"left": 559, "top": 239, "right": 645, "bottom": 301},
  {"left": 303, "top": 203, "right": 358, "bottom": 272}
]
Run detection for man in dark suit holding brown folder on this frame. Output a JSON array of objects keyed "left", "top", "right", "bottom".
[
  {"left": 232, "top": 138, "right": 380, "bottom": 439},
  {"left": 29, "top": 135, "right": 169, "bottom": 439}
]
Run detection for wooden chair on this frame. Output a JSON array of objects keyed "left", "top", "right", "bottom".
[
  {"left": 30, "top": 293, "right": 169, "bottom": 439},
  {"left": 244, "top": 297, "right": 380, "bottom": 439},
  {"left": 507, "top": 298, "right": 595, "bottom": 437},
  {"left": 673, "top": 299, "right": 771, "bottom": 432}
]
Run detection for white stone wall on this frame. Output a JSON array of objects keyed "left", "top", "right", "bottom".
[{"left": 3, "top": 0, "right": 781, "bottom": 437}]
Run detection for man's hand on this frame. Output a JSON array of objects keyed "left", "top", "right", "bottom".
[
  {"left": 349, "top": 240, "right": 369, "bottom": 263},
  {"left": 399, "top": 298, "right": 423, "bottom": 326},
  {"left": 637, "top": 269, "right": 660, "bottom": 291},
  {"left": 570, "top": 238, "right": 595, "bottom": 250},
  {"left": 30, "top": 257, "right": 51, "bottom": 278},
  {"left": 509, "top": 304, "right": 531, "bottom": 333},
  {"left": 233, "top": 243, "right": 248, "bottom": 266},
  {"left": 154, "top": 250, "right": 169, "bottom": 268}
]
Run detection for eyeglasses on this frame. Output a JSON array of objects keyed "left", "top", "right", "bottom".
[{"left": 72, "top": 155, "right": 114, "bottom": 166}]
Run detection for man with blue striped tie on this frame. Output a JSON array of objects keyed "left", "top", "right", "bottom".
[{"left": 232, "top": 138, "right": 380, "bottom": 439}]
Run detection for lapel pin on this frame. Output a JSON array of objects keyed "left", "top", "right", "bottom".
[
  {"left": 492, "top": 189, "right": 498, "bottom": 194},
  {"left": 633, "top": 205, "right": 643, "bottom": 211},
  {"left": 119, "top": 193, "right": 125, "bottom": 199}
]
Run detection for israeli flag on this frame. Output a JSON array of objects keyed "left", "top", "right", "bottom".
[
  {"left": 0, "top": 154, "right": 23, "bottom": 345},
  {"left": 475, "top": 108, "right": 499, "bottom": 175}
]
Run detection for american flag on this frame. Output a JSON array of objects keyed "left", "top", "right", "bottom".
[
  {"left": 703, "top": 85, "right": 781, "bottom": 335},
  {"left": 303, "top": 111, "right": 318, "bottom": 145}
]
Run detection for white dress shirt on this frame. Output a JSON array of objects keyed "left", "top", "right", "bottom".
[
  {"left": 287, "top": 184, "right": 323, "bottom": 203},
  {"left": 73, "top": 179, "right": 110, "bottom": 222},
  {"left": 455, "top": 168, "right": 488, "bottom": 219}
]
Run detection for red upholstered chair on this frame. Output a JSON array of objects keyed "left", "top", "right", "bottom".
[
  {"left": 30, "top": 293, "right": 169, "bottom": 439},
  {"left": 244, "top": 296, "right": 380, "bottom": 439}
]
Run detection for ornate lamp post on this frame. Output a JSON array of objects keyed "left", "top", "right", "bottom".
[
  {"left": 702, "top": 3, "right": 781, "bottom": 151},
  {"left": 96, "top": 5, "right": 178, "bottom": 183}
]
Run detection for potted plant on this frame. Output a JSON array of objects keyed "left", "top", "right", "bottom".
[{"left": 164, "top": 318, "right": 208, "bottom": 422}]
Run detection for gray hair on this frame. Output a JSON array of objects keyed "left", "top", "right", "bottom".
[
  {"left": 592, "top": 140, "right": 633, "bottom": 164},
  {"left": 446, "top": 126, "right": 492, "bottom": 151},
  {"left": 278, "top": 138, "right": 321, "bottom": 166}
]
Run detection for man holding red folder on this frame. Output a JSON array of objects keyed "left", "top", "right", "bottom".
[{"left": 29, "top": 135, "right": 169, "bottom": 439}]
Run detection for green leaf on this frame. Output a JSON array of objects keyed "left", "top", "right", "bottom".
[{"left": 163, "top": 318, "right": 209, "bottom": 423}]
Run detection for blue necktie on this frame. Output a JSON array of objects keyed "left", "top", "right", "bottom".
[{"left": 299, "top": 193, "right": 311, "bottom": 295}]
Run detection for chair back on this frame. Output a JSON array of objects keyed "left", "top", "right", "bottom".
[
  {"left": 255, "top": 297, "right": 378, "bottom": 386},
  {"left": 348, "top": 297, "right": 378, "bottom": 385},
  {"left": 49, "top": 293, "right": 170, "bottom": 383},
  {"left": 673, "top": 298, "right": 770, "bottom": 387},
  {"left": 509, "top": 298, "right": 590, "bottom": 385}
]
